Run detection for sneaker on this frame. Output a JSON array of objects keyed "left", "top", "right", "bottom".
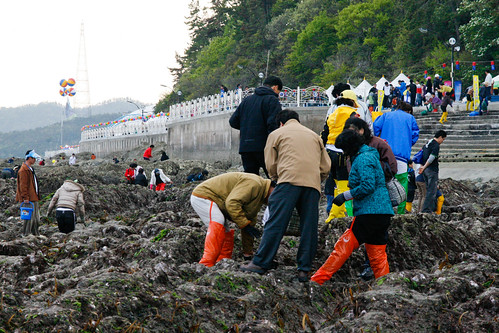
[
  {"left": 240, "top": 261, "right": 267, "bottom": 275},
  {"left": 358, "top": 266, "right": 374, "bottom": 281},
  {"left": 297, "top": 270, "right": 309, "bottom": 282}
]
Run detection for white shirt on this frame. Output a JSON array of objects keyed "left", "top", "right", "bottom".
[
  {"left": 383, "top": 85, "right": 391, "bottom": 96},
  {"left": 69, "top": 155, "right": 76, "bottom": 165},
  {"left": 484, "top": 73, "right": 493, "bottom": 87}
]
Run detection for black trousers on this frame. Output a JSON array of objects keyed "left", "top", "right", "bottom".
[
  {"left": 351, "top": 214, "right": 391, "bottom": 245},
  {"left": 240, "top": 151, "right": 269, "bottom": 178},
  {"left": 56, "top": 209, "right": 76, "bottom": 234},
  {"left": 253, "top": 183, "right": 319, "bottom": 271}
]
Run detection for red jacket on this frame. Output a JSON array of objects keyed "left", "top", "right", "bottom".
[
  {"left": 125, "top": 168, "right": 135, "bottom": 181},
  {"left": 143, "top": 147, "right": 152, "bottom": 159}
]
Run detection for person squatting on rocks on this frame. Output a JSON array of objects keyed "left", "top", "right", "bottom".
[
  {"left": 321, "top": 90, "right": 359, "bottom": 222},
  {"left": 311, "top": 130, "right": 394, "bottom": 285},
  {"left": 373, "top": 101, "right": 419, "bottom": 214},
  {"left": 190, "top": 172, "right": 275, "bottom": 267},
  {"left": 134, "top": 168, "right": 148, "bottom": 187},
  {"left": 69, "top": 153, "right": 77, "bottom": 165},
  {"left": 149, "top": 168, "right": 172, "bottom": 191},
  {"left": 186, "top": 169, "right": 209, "bottom": 183},
  {"left": 419, "top": 130, "right": 447, "bottom": 213},
  {"left": 125, "top": 163, "right": 138, "bottom": 184},
  {"left": 47, "top": 180, "right": 86, "bottom": 234},
  {"left": 143, "top": 145, "right": 154, "bottom": 161},
  {"left": 160, "top": 151, "right": 169, "bottom": 161},
  {"left": 2, "top": 166, "right": 18, "bottom": 179},
  {"left": 241, "top": 110, "right": 330, "bottom": 282},
  {"left": 229, "top": 76, "right": 283, "bottom": 178},
  {"left": 16, "top": 150, "right": 42, "bottom": 236}
]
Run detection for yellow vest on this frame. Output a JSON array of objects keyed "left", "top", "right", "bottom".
[{"left": 326, "top": 105, "right": 358, "bottom": 145}]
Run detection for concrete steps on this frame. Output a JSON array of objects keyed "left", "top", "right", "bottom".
[{"left": 409, "top": 102, "right": 499, "bottom": 162}]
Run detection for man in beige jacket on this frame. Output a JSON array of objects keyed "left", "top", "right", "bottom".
[
  {"left": 241, "top": 109, "right": 330, "bottom": 281},
  {"left": 47, "top": 180, "right": 86, "bottom": 233}
]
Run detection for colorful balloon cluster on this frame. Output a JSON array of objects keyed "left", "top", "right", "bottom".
[
  {"left": 59, "top": 145, "right": 79, "bottom": 150},
  {"left": 81, "top": 112, "right": 170, "bottom": 131},
  {"left": 59, "top": 78, "right": 76, "bottom": 96}
]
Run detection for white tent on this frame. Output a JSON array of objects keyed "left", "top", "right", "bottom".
[
  {"left": 353, "top": 79, "right": 373, "bottom": 101},
  {"left": 391, "top": 72, "right": 411, "bottom": 86},
  {"left": 493, "top": 75, "right": 499, "bottom": 88},
  {"left": 376, "top": 77, "right": 389, "bottom": 90}
]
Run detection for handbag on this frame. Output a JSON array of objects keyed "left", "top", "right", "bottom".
[{"left": 383, "top": 161, "right": 407, "bottom": 207}]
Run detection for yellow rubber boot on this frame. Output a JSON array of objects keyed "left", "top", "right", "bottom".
[
  {"left": 439, "top": 113, "right": 445, "bottom": 124},
  {"left": 405, "top": 202, "right": 412, "bottom": 213},
  {"left": 443, "top": 112, "right": 448, "bottom": 122},
  {"left": 435, "top": 195, "right": 444, "bottom": 215},
  {"left": 325, "top": 180, "right": 349, "bottom": 223}
]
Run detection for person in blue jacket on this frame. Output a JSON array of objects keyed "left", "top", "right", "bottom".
[
  {"left": 311, "top": 130, "right": 394, "bottom": 285},
  {"left": 373, "top": 101, "right": 419, "bottom": 214}
]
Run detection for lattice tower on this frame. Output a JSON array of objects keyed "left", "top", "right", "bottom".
[{"left": 75, "top": 22, "right": 92, "bottom": 116}]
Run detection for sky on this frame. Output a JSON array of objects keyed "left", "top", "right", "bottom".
[{"left": 0, "top": 1, "right": 197, "bottom": 108}]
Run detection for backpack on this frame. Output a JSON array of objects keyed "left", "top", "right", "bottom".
[{"left": 412, "top": 149, "right": 424, "bottom": 164}]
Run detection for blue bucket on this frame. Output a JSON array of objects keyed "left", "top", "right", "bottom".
[{"left": 20, "top": 202, "right": 34, "bottom": 220}]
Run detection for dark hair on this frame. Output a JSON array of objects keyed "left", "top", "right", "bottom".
[
  {"left": 276, "top": 109, "right": 299, "bottom": 125},
  {"left": 331, "top": 83, "right": 350, "bottom": 98},
  {"left": 344, "top": 118, "right": 372, "bottom": 144},
  {"left": 397, "top": 101, "right": 413, "bottom": 114},
  {"left": 263, "top": 76, "right": 283, "bottom": 91},
  {"left": 202, "top": 169, "right": 209, "bottom": 176},
  {"left": 150, "top": 145, "right": 155, "bottom": 148},
  {"left": 434, "top": 130, "right": 447, "bottom": 138},
  {"left": 130, "top": 163, "right": 138, "bottom": 168},
  {"left": 138, "top": 168, "right": 144, "bottom": 174},
  {"left": 335, "top": 97, "right": 355, "bottom": 107},
  {"left": 25, "top": 150, "right": 32, "bottom": 156},
  {"left": 335, "top": 130, "right": 364, "bottom": 157}
]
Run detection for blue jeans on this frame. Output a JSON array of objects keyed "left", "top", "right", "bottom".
[
  {"left": 422, "top": 168, "right": 438, "bottom": 213},
  {"left": 253, "top": 183, "right": 319, "bottom": 272}
]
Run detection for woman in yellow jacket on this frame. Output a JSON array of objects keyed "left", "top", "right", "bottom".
[{"left": 320, "top": 90, "right": 359, "bottom": 222}]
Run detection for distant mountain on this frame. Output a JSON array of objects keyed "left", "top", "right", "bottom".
[
  {"left": 0, "top": 113, "right": 124, "bottom": 158},
  {"left": 0, "top": 98, "right": 147, "bottom": 133}
]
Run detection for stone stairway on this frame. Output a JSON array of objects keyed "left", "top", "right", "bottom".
[{"left": 410, "top": 102, "right": 499, "bottom": 162}]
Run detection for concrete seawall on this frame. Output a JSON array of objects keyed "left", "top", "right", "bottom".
[{"left": 79, "top": 107, "right": 328, "bottom": 163}]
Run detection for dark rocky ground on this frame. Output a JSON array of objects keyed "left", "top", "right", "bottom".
[{"left": 0, "top": 150, "right": 497, "bottom": 332}]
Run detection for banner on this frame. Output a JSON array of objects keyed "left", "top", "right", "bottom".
[
  {"left": 377, "top": 89, "right": 384, "bottom": 111},
  {"left": 454, "top": 80, "right": 462, "bottom": 102},
  {"left": 473, "top": 75, "right": 479, "bottom": 111}
]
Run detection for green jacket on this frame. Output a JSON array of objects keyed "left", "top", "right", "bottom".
[{"left": 192, "top": 172, "right": 271, "bottom": 229}]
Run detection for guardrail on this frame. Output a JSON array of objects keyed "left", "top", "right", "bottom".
[{"left": 80, "top": 86, "right": 331, "bottom": 141}]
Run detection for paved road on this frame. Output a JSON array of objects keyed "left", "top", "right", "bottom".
[{"left": 439, "top": 162, "right": 499, "bottom": 181}]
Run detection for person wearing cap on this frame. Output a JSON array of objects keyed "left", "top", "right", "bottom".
[
  {"left": 191, "top": 172, "right": 275, "bottom": 267},
  {"left": 229, "top": 76, "right": 283, "bottom": 178},
  {"left": 47, "top": 180, "right": 86, "bottom": 234},
  {"left": 321, "top": 90, "right": 359, "bottom": 222},
  {"left": 16, "top": 150, "right": 42, "bottom": 236},
  {"left": 374, "top": 101, "right": 419, "bottom": 214},
  {"left": 149, "top": 168, "right": 172, "bottom": 191}
]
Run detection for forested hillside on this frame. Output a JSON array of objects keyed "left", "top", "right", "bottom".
[{"left": 156, "top": 0, "right": 497, "bottom": 111}]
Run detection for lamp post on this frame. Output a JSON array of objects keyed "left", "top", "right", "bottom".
[
  {"left": 258, "top": 72, "right": 264, "bottom": 86},
  {"left": 127, "top": 100, "right": 144, "bottom": 122},
  {"left": 448, "top": 37, "right": 460, "bottom": 88},
  {"left": 177, "top": 90, "right": 182, "bottom": 104}
]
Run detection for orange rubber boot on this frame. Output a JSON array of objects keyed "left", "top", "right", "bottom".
[
  {"left": 199, "top": 222, "right": 226, "bottom": 267},
  {"left": 310, "top": 229, "right": 359, "bottom": 285},
  {"left": 435, "top": 195, "right": 444, "bottom": 215},
  {"left": 216, "top": 229, "right": 235, "bottom": 262},
  {"left": 365, "top": 244, "right": 389, "bottom": 279}
]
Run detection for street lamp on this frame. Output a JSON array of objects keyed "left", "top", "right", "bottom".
[
  {"left": 177, "top": 90, "right": 182, "bottom": 104},
  {"left": 258, "top": 72, "right": 265, "bottom": 86},
  {"left": 449, "top": 37, "right": 460, "bottom": 88},
  {"left": 127, "top": 100, "right": 144, "bottom": 122}
]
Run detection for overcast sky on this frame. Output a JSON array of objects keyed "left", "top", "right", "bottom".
[{"left": 0, "top": 1, "right": 197, "bottom": 108}]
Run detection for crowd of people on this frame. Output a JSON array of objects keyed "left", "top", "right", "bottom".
[{"left": 11, "top": 70, "right": 495, "bottom": 285}]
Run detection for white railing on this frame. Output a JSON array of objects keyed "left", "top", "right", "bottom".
[{"left": 81, "top": 86, "right": 331, "bottom": 141}]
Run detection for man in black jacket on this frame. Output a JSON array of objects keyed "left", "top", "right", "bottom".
[{"left": 229, "top": 76, "right": 283, "bottom": 178}]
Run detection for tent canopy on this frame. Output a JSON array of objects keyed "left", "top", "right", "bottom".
[
  {"left": 376, "top": 77, "right": 389, "bottom": 90},
  {"left": 493, "top": 75, "right": 499, "bottom": 88},
  {"left": 353, "top": 79, "right": 373, "bottom": 101},
  {"left": 391, "top": 72, "right": 411, "bottom": 86}
]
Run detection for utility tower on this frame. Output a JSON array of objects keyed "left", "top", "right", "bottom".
[{"left": 75, "top": 22, "right": 92, "bottom": 116}]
